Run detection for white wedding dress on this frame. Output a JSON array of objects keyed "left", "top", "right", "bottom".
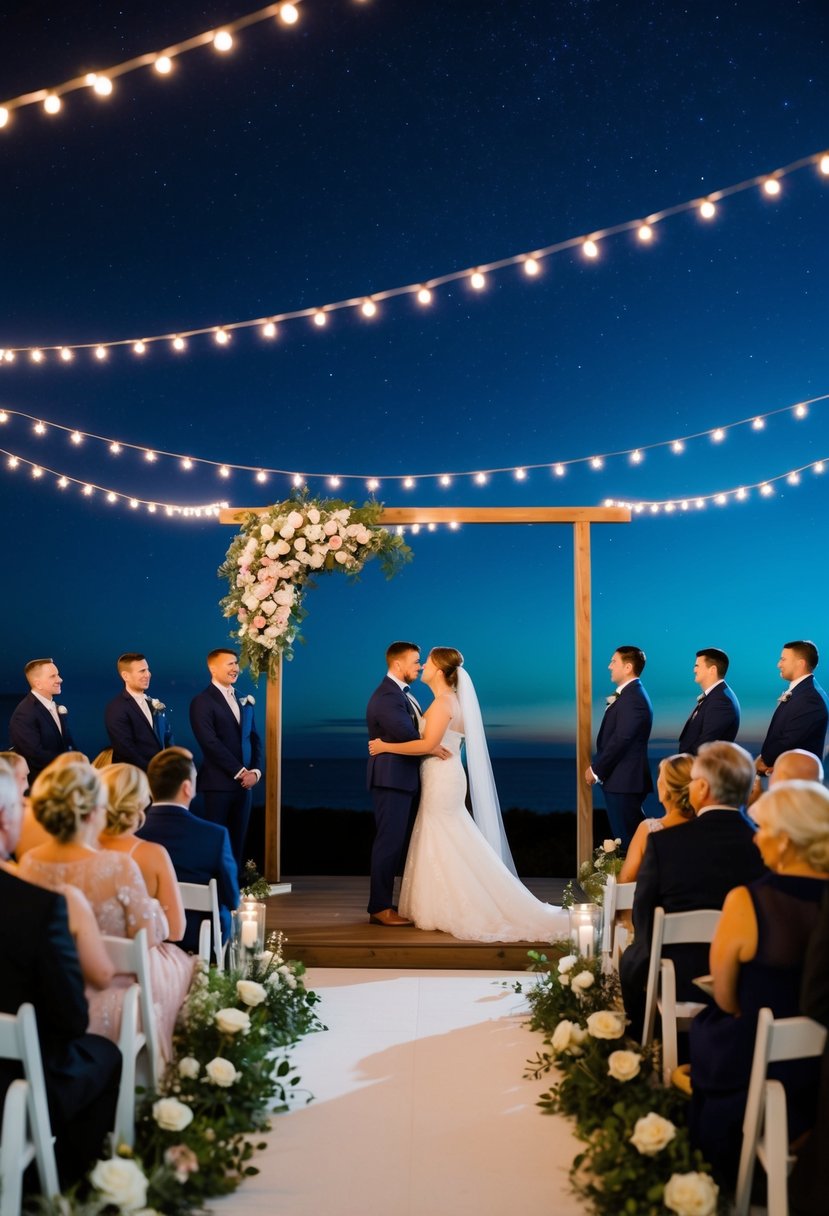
[{"left": 398, "top": 693, "right": 569, "bottom": 943}]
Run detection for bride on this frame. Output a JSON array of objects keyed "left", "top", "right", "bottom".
[{"left": 369, "top": 647, "right": 568, "bottom": 942}]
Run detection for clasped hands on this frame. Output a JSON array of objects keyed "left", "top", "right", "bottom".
[{"left": 237, "top": 768, "right": 259, "bottom": 789}]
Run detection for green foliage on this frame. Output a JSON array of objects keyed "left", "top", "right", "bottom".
[
  {"left": 239, "top": 859, "right": 272, "bottom": 901},
  {"left": 562, "top": 839, "right": 625, "bottom": 908}
]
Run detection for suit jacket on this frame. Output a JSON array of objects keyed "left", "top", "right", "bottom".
[
  {"left": 759, "top": 674, "right": 829, "bottom": 767},
  {"left": 105, "top": 689, "right": 172, "bottom": 769},
  {"left": 678, "top": 681, "right": 741, "bottom": 754},
  {"left": 593, "top": 679, "right": 653, "bottom": 794},
  {"left": 136, "top": 802, "right": 240, "bottom": 951},
  {"left": 366, "top": 675, "right": 421, "bottom": 793},
  {"left": 8, "top": 692, "right": 76, "bottom": 783},
  {"left": 621, "top": 808, "right": 767, "bottom": 1010},
  {"left": 189, "top": 684, "right": 262, "bottom": 793}
]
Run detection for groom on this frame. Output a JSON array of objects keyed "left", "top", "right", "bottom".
[{"left": 365, "top": 641, "right": 425, "bottom": 926}]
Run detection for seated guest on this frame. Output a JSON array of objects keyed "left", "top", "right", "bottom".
[
  {"left": 620, "top": 740, "right": 766, "bottom": 1040},
  {"left": 139, "top": 747, "right": 240, "bottom": 953},
  {"left": 0, "top": 758, "right": 121, "bottom": 1189},
  {"left": 690, "top": 781, "right": 829, "bottom": 1181},
  {"left": 619, "top": 752, "right": 695, "bottom": 884},
  {"left": 0, "top": 750, "right": 48, "bottom": 859},
  {"left": 8, "top": 658, "right": 77, "bottom": 785},
  {"left": 789, "top": 882, "right": 829, "bottom": 1215},
  {"left": 105, "top": 653, "right": 172, "bottom": 770},
  {"left": 92, "top": 748, "right": 113, "bottom": 770},
  {"left": 771, "top": 748, "right": 824, "bottom": 786},
  {"left": 99, "top": 763, "right": 194, "bottom": 1056},
  {"left": 19, "top": 760, "right": 171, "bottom": 1052}
]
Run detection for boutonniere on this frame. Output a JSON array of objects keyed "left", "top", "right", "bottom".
[
  {"left": 239, "top": 695, "right": 255, "bottom": 707},
  {"left": 149, "top": 698, "right": 167, "bottom": 713},
  {"left": 57, "top": 704, "right": 68, "bottom": 716},
  {"left": 605, "top": 693, "right": 620, "bottom": 706},
  {"left": 778, "top": 690, "right": 792, "bottom": 704}
]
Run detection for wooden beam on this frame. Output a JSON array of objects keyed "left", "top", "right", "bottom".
[
  {"left": 573, "top": 522, "right": 593, "bottom": 868},
  {"left": 265, "top": 655, "right": 283, "bottom": 881},
  {"left": 221, "top": 505, "right": 631, "bottom": 525}
]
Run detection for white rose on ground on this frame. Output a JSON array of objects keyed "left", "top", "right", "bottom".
[
  {"left": 152, "top": 1097, "right": 194, "bottom": 1132},
  {"left": 586, "top": 1010, "right": 626, "bottom": 1040},
  {"left": 602, "top": 839, "right": 617, "bottom": 853},
  {"left": 205, "top": 1056, "right": 242, "bottom": 1087},
  {"left": 260, "top": 524, "right": 274, "bottom": 540},
  {"left": 629, "top": 1112, "right": 677, "bottom": 1156},
  {"left": 90, "top": 1158, "right": 148, "bottom": 1211},
  {"left": 663, "top": 1172, "right": 719, "bottom": 1216},
  {"left": 571, "top": 970, "right": 595, "bottom": 993},
  {"left": 558, "top": 954, "right": 578, "bottom": 974},
  {"left": 607, "top": 1049, "right": 642, "bottom": 1082},
  {"left": 236, "top": 979, "right": 267, "bottom": 1006},
  {"left": 177, "top": 1056, "right": 200, "bottom": 1079},
  {"left": 215, "top": 1007, "right": 250, "bottom": 1035}
]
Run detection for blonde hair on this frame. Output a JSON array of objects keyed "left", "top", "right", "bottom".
[
  {"left": 0, "top": 758, "right": 20, "bottom": 819},
  {"left": 30, "top": 761, "right": 103, "bottom": 844},
  {"left": 100, "top": 764, "right": 150, "bottom": 836},
  {"left": 430, "top": 647, "right": 464, "bottom": 689},
  {"left": 753, "top": 780, "right": 829, "bottom": 874},
  {"left": 658, "top": 753, "right": 695, "bottom": 817}
]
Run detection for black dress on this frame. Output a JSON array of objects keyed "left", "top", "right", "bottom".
[{"left": 689, "top": 871, "right": 826, "bottom": 1180}]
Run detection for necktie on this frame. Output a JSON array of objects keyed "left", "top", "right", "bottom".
[
  {"left": 227, "top": 687, "right": 240, "bottom": 723},
  {"left": 141, "top": 696, "right": 154, "bottom": 726},
  {"left": 696, "top": 693, "right": 705, "bottom": 704},
  {"left": 402, "top": 685, "right": 418, "bottom": 728},
  {"left": 48, "top": 701, "right": 62, "bottom": 734}
]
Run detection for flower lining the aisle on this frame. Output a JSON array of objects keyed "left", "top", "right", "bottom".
[
  {"left": 514, "top": 946, "right": 720, "bottom": 1216},
  {"left": 219, "top": 494, "right": 412, "bottom": 676},
  {"left": 562, "top": 838, "right": 624, "bottom": 908}
]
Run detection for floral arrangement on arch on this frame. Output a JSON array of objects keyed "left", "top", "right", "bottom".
[
  {"left": 562, "top": 837, "right": 624, "bottom": 908},
  {"left": 219, "top": 493, "right": 411, "bottom": 677},
  {"left": 513, "top": 947, "right": 720, "bottom": 1216}
]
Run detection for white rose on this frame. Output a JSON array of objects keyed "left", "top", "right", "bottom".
[
  {"left": 293, "top": 537, "right": 307, "bottom": 551},
  {"left": 629, "top": 1112, "right": 677, "bottom": 1156},
  {"left": 355, "top": 528, "right": 372, "bottom": 545},
  {"left": 559, "top": 972, "right": 571, "bottom": 987},
  {"left": 304, "top": 523, "right": 322, "bottom": 541},
  {"left": 323, "top": 519, "right": 338, "bottom": 535},
  {"left": 586, "top": 1010, "right": 626, "bottom": 1040},
  {"left": 278, "top": 524, "right": 294, "bottom": 540},
  {"left": 551, "top": 1019, "right": 577, "bottom": 1053},
  {"left": 275, "top": 539, "right": 291, "bottom": 555},
  {"left": 177, "top": 1056, "right": 200, "bottom": 1079},
  {"left": 243, "top": 593, "right": 260, "bottom": 611},
  {"left": 334, "top": 551, "right": 349, "bottom": 564},
  {"left": 215, "top": 1007, "right": 250, "bottom": 1035},
  {"left": 571, "top": 970, "right": 595, "bottom": 993},
  {"left": 557, "top": 954, "right": 578, "bottom": 974},
  {"left": 236, "top": 979, "right": 267, "bottom": 1007},
  {"left": 205, "top": 1056, "right": 242, "bottom": 1087},
  {"left": 90, "top": 1158, "right": 148, "bottom": 1212},
  {"left": 152, "top": 1097, "right": 194, "bottom": 1132},
  {"left": 274, "top": 588, "right": 293, "bottom": 606},
  {"left": 287, "top": 510, "right": 303, "bottom": 529},
  {"left": 264, "top": 625, "right": 279, "bottom": 638},
  {"left": 260, "top": 524, "right": 274, "bottom": 540},
  {"left": 307, "top": 508, "right": 320, "bottom": 524},
  {"left": 607, "top": 1049, "right": 642, "bottom": 1082},
  {"left": 308, "top": 552, "right": 325, "bottom": 568},
  {"left": 663, "top": 1172, "right": 719, "bottom": 1216},
  {"left": 260, "top": 600, "right": 276, "bottom": 615},
  {"left": 602, "top": 839, "right": 617, "bottom": 853}
]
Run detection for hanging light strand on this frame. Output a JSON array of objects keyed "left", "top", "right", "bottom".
[
  {"left": 1, "top": 148, "right": 827, "bottom": 361},
  {"left": 604, "top": 458, "right": 827, "bottom": 515}
]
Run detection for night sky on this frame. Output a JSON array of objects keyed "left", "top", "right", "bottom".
[{"left": 0, "top": 0, "right": 827, "bottom": 762}]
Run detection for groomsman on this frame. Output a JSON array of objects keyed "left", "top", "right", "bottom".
[
  {"left": 105, "top": 652, "right": 172, "bottom": 769},
  {"left": 585, "top": 645, "right": 653, "bottom": 847},
  {"left": 189, "top": 649, "right": 262, "bottom": 881},
  {"left": 756, "top": 640, "right": 829, "bottom": 775},
  {"left": 677, "top": 647, "right": 740, "bottom": 754},
  {"left": 8, "top": 657, "right": 76, "bottom": 786}
]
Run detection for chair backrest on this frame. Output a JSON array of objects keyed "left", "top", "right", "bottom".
[
  {"left": 601, "top": 876, "right": 636, "bottom": 967},
  {"left": 179, "top": 879, "right": 224, "bottom": 968},
  {"left": 0, "top": 1004, "right": 59, "bottom": 1201},
  {"left": 642, "top": 907, "right": 721, "bottom": 1046},
  {"left": 101, "top": 928, "right": 160, "bottom": 1089}
]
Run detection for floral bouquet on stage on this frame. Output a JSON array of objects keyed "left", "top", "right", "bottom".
[
  {"left": 562, "top": 838, "right": 624, "bottom": 908},
  {"left": 219, "top": 493, "right": 411, "bottom": 677}
]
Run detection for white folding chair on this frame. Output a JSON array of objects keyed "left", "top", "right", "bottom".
[
  {"left": 733, "top": 1007, "right": 827, "bottom": 1216},
  {"left": 642, "top": 906, "right": 721, "bottom": 1083},
  {"left": 601, "top": 876, "right": 636, "bottom": 971},
  {"left": 101, "top": 929, "right": 161, "bottom": 1093},
  {"left": 0, "top": 1004, "right": 59, "bottom": 1203},
  {"left": 112, "top": 983, "right": 141, "bottom": 1149},
  {"left": 1, "top": 1079, "right": 32, "bottom": 1216},
  {"left": 179, "top": 879, "right": 225, "bottom": 968}
]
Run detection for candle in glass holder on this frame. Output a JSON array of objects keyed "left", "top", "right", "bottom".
[
  {"left": 569, "top": 902, "right": 600, "bottom": 958},
  {"left": 241, "top": 919, "right": 258, "bottom": 949}
]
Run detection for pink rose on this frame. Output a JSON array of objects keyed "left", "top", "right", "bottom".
[
  {"left": 328, "top": 534, "right": 343, "bottom": 550},
  {"left": 253, "top": 615, "right": 266, "bottom": 628}
]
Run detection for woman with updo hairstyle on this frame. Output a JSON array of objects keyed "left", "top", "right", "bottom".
[
  {"left": 689, "top": 779, "right": 829, "bottom": 1180},
  {"left": 618, "top": 753, "right": 695, "bottom": 883},
  {"left": 369, "top": 646, "right": 568, "bottom": 941}
]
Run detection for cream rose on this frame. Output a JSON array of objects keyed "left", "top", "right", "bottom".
[
  {"left": 551, "top": 1019, "right": 577, "bottom": 1053},
  {"left": 259, "top": 524, "right": 274, "bottom": 540},
  {"left": 152, "top": 1097, "right": 194, "bottom": 1132},
  {"left": 586, "top": 1010, "right": 626, "bottom": 1040},
  {"left": 90, "top": 1158, "right": 148, "bottom": 1211},
  {"left": 177, "top": 1056, "right": 200, "bottom": 1079},
  {"left": 629, "top": 1112, "right": 677, "bottom": 1155},
  {"left": 288, "top": 510, "right": 305, "bottom": 529},
  {"left": 205, "top": 1056, "right": 242, "bottom": 1087},
  {"left": 607, "top": 1049, "right": 642, "bottom": 1082},
  {"left": 571, "top": 970, "right": 595, "bottom": 993},
  {"left": 215, "top": 1007, "right": 250, "bottom": 1035},
  {"left": 663, "top": 1172, "right": 719, "bottom": 1216},
  {"left": 602, "top": 838, "right": 618, "bottom": 853},
  {"left": 557, "top": 954, "right": 578, "bottom": 974},
  {"left": 236, "top": 979, "right": 267, "bottom": 1007}
]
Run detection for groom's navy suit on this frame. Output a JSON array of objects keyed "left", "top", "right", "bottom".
[
  {"left": 592, "top": 679, "right": 653, "bottom": 847},
  {"left": 759, "top": 674, "right": 829, "bottom": 768},
  {"left": 8, "top": 692, "right": 76, "bottom": 785},
  {"left": 366, "top": 675, "right": 421, "bottom": 914},
  {"left": 678, "top": 681, "right": 741, "bottom": 754},
  {"left": 105, "top": 689, "right": 172, "bottom": 769}
]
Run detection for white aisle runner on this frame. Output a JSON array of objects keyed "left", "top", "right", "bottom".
[{"left": 208, "top": 968, "right": 586, "bottom": 1216}]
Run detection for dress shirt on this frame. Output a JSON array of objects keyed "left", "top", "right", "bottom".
[
  {"left": 32, "top": 689, "right": 62, "bottom": 732},
  {"left": 128, "top": 689, "right": 154, "bottom": 727}
]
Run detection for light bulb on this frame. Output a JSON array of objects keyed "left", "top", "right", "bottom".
[
  {"left": 155, "top": 56, "right": 173, "bottom": 75},
  {"left": 637, "top": 224, "right": 653, "bottom": 242},
  {"left": 787, "top": 472, "right": 800, "bottom": 485},
  {"left": 30, "top": 349, "right": 44, "bottom": 363},
  {"left": 411, "top": 524, "right": 420, "bottom": 534},
  {"left": 403, "top": 476, "right": 415, "bottom": 489},
  {"left": 820, "top": 154, "right": 829, "bottom": 176},
  {"left": 130, "top": 499, "right": 139, "bottom": 508},
  {"left": 680, "top": 500, "right": 689, "bottom": 511},
  {"left": 0, "top": 411, "right": 6, "bottom": 422},
  {"left": 0, "top": 107, "right": 8, "bottom": 128},
  {"left": 367, "top": 478, "right": 379, "bottom": 491},
  {"left": 83, "top": 485, "right": 93, "bottom": 496},
  {"left": 631, "top": 449, "right": 643, "bottom": 464},
  {"left": 214, "top": 329, "right": 229, "bottom": 345},
  {"left": 583, "top": 239, "right": 599, "bottom": 258},
  {"left": 181, "top": 458, "right": 193, "bottom": 470},
  {"left": 671, "top": 440, "right": 685, "bottom": 453},
  {"left": 449, "top": 521, "right": 459, "bottom": 531},
  {"left": 32, "top": 466, "right": 42, "bottom": 478},
  {"left": 256, "top": 470, "right": 267, "bottom": 483},
  {"left": 71, "top": 431, "right": 82, "bottom": 444},
  {"left": 514, "top": 467, "right": 526, "bottom": 480},
  {"left": 34, "top": 422, "right": 46, "bottom": 434},
  {"left": 427, "top": 523, "right": 436, "bottom": 532},
  {"left": 280, "top": 3, "right": 299, "bottom": 23},
  {"left": 213, "top": 30, "right": 233, "bottom": 52},
  {"left": 439, "top": 474, "right": 451, "bottom": 487},
  {"left": 328, "top": 476, "right": 341, "bottom": 488},
  {"left": 711, "top": 428, "right": 725, "bottom": 442},
  {"left": 470, "top": 271, "right": 486, "bottom": 290},
  {"left": 58, "top": 477, "right": 68, "bottom": 489},
  {"left": 145, "top": 450, "right": 157, "bottom": 463},
  {"left": 313, "top": 310, "right": 327, "bottom": 327},
  {"left": 262, "top": 321, "right": 277, "bottom": 338},
  {"left": 361, "top": 299, "right": 377, "bottom": 317},
  {"left": 8, "top": 457, "right": 18, "bottom": 468},
  {"left": 665, "top": 502, "right": 676, "bottom": 513},
  {"left": 60, "top": 347, "right": 73, "bottom": 361},
  {"left": 553, "top": 463, "right": 565, "bottom": 477},
  {"left": 814, "top": 461, "right": 826, "bottom": 474},
  {"left": 172, "top": 336, "right": 185, "bottom": 351},
  {"left": 3, "top": 350, "right": 14, "bottom": 362},
  {"left": 523, "top": 257, "right": 539, "bottom": 276},
  {"left": 736, "top": 487, "right": 747, "bottom": 500},
  {"left": 43, "top": 94, "right": 62, "bottom": 115},
  {"left": 417, "top": 287, "right": 432, "bottom": 305},
  {"left": 95, "top": 345, "right": 108, "bottom": 360},
  {"left": 590, "top": 456, "right": 603, "bottom": 469},
  {"left": 475, "top": 472, "right": 487, "bottom": 485},
  {"left": 110, "top": 442, "right": 121, "bottom": 454},
  {"left": 292, "top": 474, "right": 304, "bottom": 488},
  {"left": 699, "top": 200, "right": 716, "bottom": 220},
  {"left": 219, "top": 466, "right": 230, "bottom": 478},
  {"left": 93, "top": 76, "right": 113, "bottom": 96},
  {"left": 760, "top": 483, "right": 773, "bottom": 496},
  {"left": 794, "top": 403, "right": 808, "bottom": 418},
  {"left": 752, "top": 417, "right": 765, "bottom": 430},
  {"left": 133, "top": 341, "right": 146, "bottom": 355},
  {"left": 107, "top": 492, "right": 117, "bottom": 503},
  {"left": 148, "top": 504, "right": 157, "bottom": 513},
  {"left": 763, "top": 178, "right": 781, "bottom": 196}
]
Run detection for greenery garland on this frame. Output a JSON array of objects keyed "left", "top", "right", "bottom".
[{"left": 219, "top": 493, "right": 412, "bottom": 677}]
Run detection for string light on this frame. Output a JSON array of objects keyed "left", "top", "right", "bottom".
[
  {"left": 213, "top": 30, "right": 234, "bottom": 52},
  {"left": 154, "top": 56, "right": 173, "bottom": 75},
  {"left": 637, "top": 224, "right": 653, "bottom": 242},
  {"left": 4, "top": 147, "right": 827, "bottom": 363},
  {"left": 605, "top": 457, "right": 828, "bottom": 513}
]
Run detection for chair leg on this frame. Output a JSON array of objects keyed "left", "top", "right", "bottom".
[{"left": 762, "top": 1081, "right": 790, "bottom": 1216}]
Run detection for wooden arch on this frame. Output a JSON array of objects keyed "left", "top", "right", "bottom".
[{"left": 220, "top": 504, "right": 631, "bottom": 879}]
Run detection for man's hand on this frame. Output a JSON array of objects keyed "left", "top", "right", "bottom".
[
  {"left": 238, "top": 769, "right": 258, "bottom": 789},
  {"left": 584, "top": 766, "right": 598, "bottom": 785},
  {"left": 755, "top": 756, "right": 772, "bottom": 775}
]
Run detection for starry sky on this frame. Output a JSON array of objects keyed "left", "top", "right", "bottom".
[{"left": 0, "top": 0, "right": 827, "bottom": 760}]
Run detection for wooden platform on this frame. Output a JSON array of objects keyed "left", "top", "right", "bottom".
[{"left": 264, "top": 875, "right": 568, "bottom": 970}]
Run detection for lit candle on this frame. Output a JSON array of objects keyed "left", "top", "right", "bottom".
[
  {"left": 241, "top": 919, "right": 258, "bottom": 949},
  {"left": 578, "top": 926, "right": 593, "bottom": 957}
]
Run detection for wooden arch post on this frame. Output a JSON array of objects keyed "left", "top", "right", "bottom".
[{"left": 220, "top": 505, "right": 630, "bottom": 880}]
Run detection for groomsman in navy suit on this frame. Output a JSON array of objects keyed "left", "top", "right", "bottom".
[
  {"left": 678, "top": 647, "right": 741, "bottom": 754},
  {"left": 8, "top": 657, "right": 76, "bottom": 786},
  {"left": 756, "top": 639, "right": 829, "bottom": 774},
  {"left": 105, "top": 652, "right": 172, "bottom": 769},
  {"left": 189, "top": 648, "right": 262, "bottom": 881},
  {"left": 585, "top": 645, "right": 654, "bottom": 847}
]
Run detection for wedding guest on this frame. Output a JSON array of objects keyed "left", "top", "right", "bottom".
[
  {"left": 0, "top": 750, "right": 44, "bottom": 859},
  {"left": 0, "top": 758, "right": 122, "bottom": 1189},
  {"left": 789, "top": 883, "right": 829, "bottom": 1215},
  {"left": 770, "top": 749, "right": 824, "bottom": 786},
  {"left": 585, "top": 645, "right": 653, "bottom": 847},
  {"left": 105, "top": 652, "right": 172, "bottom": 770},
  {"left": 620, "top": 741, "right": 766, "bottom": 1040},
  {"left": 690, "top": 781, "right": 829, "bottom": 1181},
  {"left": 139, "top": 747, "right": 239, "bottom": 953},
  {"left": 756, "top": 641, "right": 829, "bottom": 776},
  {"left": 618, "top": 753, "right": 695, "bottom": 884},
  {"left": 678, "top": 648, "right": 740, "bottom": 754},
  {"left": 92, "top": 748, "right": 114, "bottom": 769},
  {"left": 8, "top": 657, "right": 77, "bottom": 785},
  {"left": 189, "top": 648, "right": 262, "bottom": 882}
]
